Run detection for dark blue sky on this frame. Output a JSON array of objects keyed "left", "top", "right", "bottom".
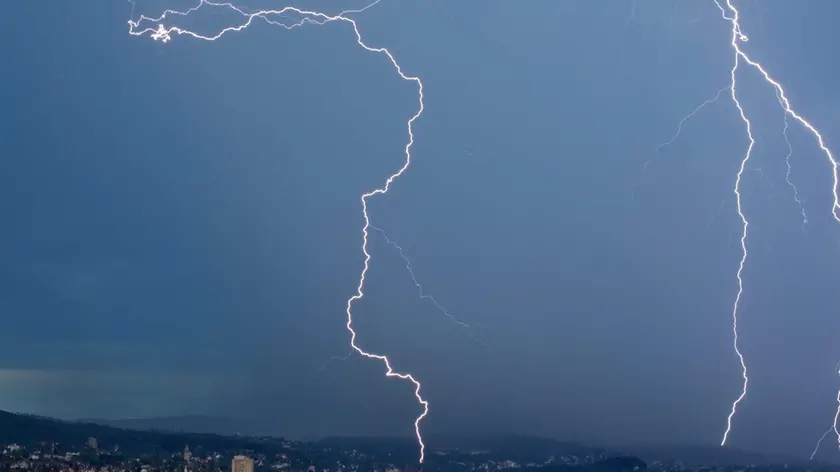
[{"left": 3, "top": 0, "right": 840, "bottom": 460}]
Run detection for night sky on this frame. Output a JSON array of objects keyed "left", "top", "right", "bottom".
[{"left": 3, "top": 0, "right": 840, "bottom": 461}]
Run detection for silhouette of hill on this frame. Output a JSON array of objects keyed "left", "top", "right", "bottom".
[
  {"left": 81, "top": 415, "right": 248, "bottom": 436},
  {"left": 427, "top": 433, "right": 604, "bottom": 456},
  {"left": 0, "top": 410, "right": 808, "bottom": 467},
  {"left": 0, "top": 410, "right": 281, "bottom": 456},
  {"left": 616, "top": 443, "right": 807, "bottom": 466},
  {"left": 522, "top": 456, "right": 647, "bottom": 472},
  {"left": 319, "top": 434, "right": 632, "bottom": 466}
]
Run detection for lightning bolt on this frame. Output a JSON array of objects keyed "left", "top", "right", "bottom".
[
  {"left": 657, "top": 86, "right": 729, "bottom": 155},
  {"left": 810, "top": 363, "right": 840, "bottom": 460},
  {"left": 128, "top": 1, "right": 430, "bottom": 463},
  {"left": 625, "top": 0, "right": 637, "bottom": 29},
  {"left": 632, "top": 86, "right": 728, "bottom": 202},
  {"left": 125, "top": 0, "right": 840, "bottom": 460},
  {"left": 833, "top": 390, "right": 840, "bottom": 455},
  {"left": 369, "top": 225, "right": 488, "bottom": 346},
  {"left": 780, "top": 100, "right": 809, "bottom": 230},
  {"left": 310, "top": 350, "right": 354, "bottom": 380},
  {"left": 810, "top": 425, "right": 833, "bottom": 461},
  {"left": 810, "top": 393, "right": 840, "bottom": 461},
  {"left": 313, "top": 226, "right": 488, "bottom": 378},
  {"left": 714, "top": 0, "right": 840, "bottom": 447}
]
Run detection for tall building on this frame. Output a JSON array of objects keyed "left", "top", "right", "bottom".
[
  {"left": 86, "top": 437, "right": 98, "bottom": 450},
  {"left": 231, "top": 455, "right": 254, "bottom": 472},
  {"left": 184, "top": 445, "right": 192, "bottom": 472}
]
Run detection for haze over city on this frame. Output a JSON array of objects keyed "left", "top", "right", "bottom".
[{"left": 3, "top": 0, "right": 840, "bottom": 463}]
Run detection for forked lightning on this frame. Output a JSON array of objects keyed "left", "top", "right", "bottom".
[
  {"left": 651, "top": 0, "right": 840, "bottom": 451},
  {"left": 810, "top": 362, "right": 840, "bottom": 460},
  {"left": 712, "top": 0, "right": 840, "bottom": 448},
  {"left": 128, "top": 1, "right": 430, "bottom": 463},
  {"left": 369, "top": 225, "right": 487, "bottom": 346},
  {"left": 125, "top": 0, "right": 840, "bottom": 461}
]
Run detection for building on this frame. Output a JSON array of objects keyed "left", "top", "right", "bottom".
[
  {"left": 231, "top": 455, "right": 254, "bottom": 472},
  {"left": 86, "top": 437, "right": 98, "bottom": 451}
]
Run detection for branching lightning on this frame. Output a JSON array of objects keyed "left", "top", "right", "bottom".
[
  {"left": 313, "top": 227, "right": 488, "bottom": 378},
  {"left": 633, "top": 85, "right": 729, "bottom": 199},
  {"left": 124, "top": 0, "right": 840, "bottom": 460},
  {"left": 128, "top": 1, "right": 430, "bottom": 463},
  {"left": 713, "top": 0, "right": 840, "bottom": 447},
  {"left": 633, "top": 86, "right": 728, "bottom": 202},
  {"left": 810, "top": 363, "right": 840, "bottom": 460},
  {"left": 811, "top": 424, "right": 834, "bottom": 461},
  {"left": 625, "top": 0, "right": 637, "bottom": 29},
  {"left": 657, "top": 86, "right": 729, "bottom": 155},
  {"left": 810, "top": 394, "right": 840, "bottom": 459},
  {"left": 779, "top": 100, "right": 809, "bottom": 230},
  {"left": 369, "top": 225, "right": 487, "bottom": 346},
  {"left": 832, "top": 389, "right": 840, "bottom": 455},
  {"left": 714, "top": 2, "right": 840, "bottom": 222}
]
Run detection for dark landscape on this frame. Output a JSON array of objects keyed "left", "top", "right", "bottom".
[{"left": 0, "top": 410, "right": 834, "bottom": 472}]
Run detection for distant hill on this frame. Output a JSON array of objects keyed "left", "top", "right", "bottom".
[
  {"left": 319, "top": 433, "right": 807, "bottom": 467},
  {"left": 0, "top": 411, "right": 657, "bottom": 472},
  {"left": 80, "top": 415, "right": 249, "bottom": 436},
  {"left": 523, "top": 456, "right": 647, "bottom": 472},
  {"left": 427, "top": 433, "right": 603, "bottom": 455},
  {"left": 616, "top": 443, "right": 807, "bottom": 466},
  {"left": 425, "top": 434, "right": 800, "bottom": 467},
  {"left": 0, "top": 410, "right": 811, "bottom": 467},
  {"left": 320, "top": 434, "right": 616, "bottom": 465},
  {"left": 0, "top": 410, "right": 281, "bottom": 456}
]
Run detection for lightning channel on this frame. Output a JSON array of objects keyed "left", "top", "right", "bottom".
[
  {"left": 810, "top": 392, "right": 840, "bottom": 461},
  {"left": 369, "top": 225, "right": 487, "bottom": 346},
  {"left": 780, "top": 100, "right": 809, "bottom": 230},
  {"left": 810, "top": 425, "right": 833, "bottom": 461},
  {"left": 717, "top": 18, "right": 752, "bottom": 446},
  {"left": 810, "top": 363, "right": 840, "bottom": 460},
  {"left": 714, "top": 1, "right": 840, "bottom": 223},
  {"left": 311, "top": 350, "right": 354, "bottom": 380},
  {"left": 128, "top": 1, "right": 430, "bottom": 463},
  {"left": 633, "top": 86, "right": 727, "bottom": 201},
  {"left": 657, "top": 86, "right": 729, "bottom": 154},
  {"left": 714, "top": 0, "right": 840, "bottom": 447},
  {"left": 315, "top": 225, "right": 488, "bottom": 377},
  {"left": 625, "top": 0, "right": 637, "bottom": 29},
  {"left": 833, "top": 390, "right": 840, "bottom": 455}
]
